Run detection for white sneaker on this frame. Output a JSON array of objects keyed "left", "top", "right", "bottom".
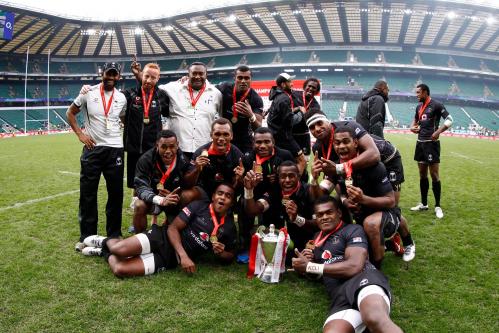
[
  {"left": 403, "top": 243, "right": 416, "bottom": 262},
  {"left": 82, "top": 246, "right": 102, "bottom": 256},
  {"left": 75, "top": 242, "right": 86, "bottom": 252},
  {"left": 435, "top": 207, "right": 444, "bottom": 219},
  {"left": 410, "top": 203, "right": 429, "bottom": 211},
  {"left": 83, "top": 235, "right": 106, "bottom": 248}
]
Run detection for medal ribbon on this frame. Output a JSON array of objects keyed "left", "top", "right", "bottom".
[
  {"left": 314, "top": 221, "right": 344, "bottom": 248},
  {"left": 284, "top": 91, "right": 294, "bottom": 109},
  {"left": 100, "top": 84, "right": 115, "bottom": 120},
  {"left": 141, "top": 87, "right": 154, "bottom": 120},
  {"left": 322, "top": 128, "right": 335, "bottom": 160},
  {"left": 343, "top": 160, "right": 353, "bottom": 179},
  {"left": 302, "top": 91, "right": 314, "bottom": 112},
  {"left": 207, "top": 143, "right": 231, "bottom": 156},
  {"left": 281, "top": 181, "right": 301, "bottom": 198},
  {"left": 209, "top": 204, "right": 226, "bottom": 237},
  {"left": 255, "top": 148, "right": 274, "bottom": 166},
  {"left": 232, "top": 85, "right": 251, "bottom": 120},
  {"left": 156, "top": 156, "right": 176, "bottom": 187},
  {"left": 418, "top": 97, "right": 431, "bottom": 121},
  {"left": 188, "top": 83, "right": 206, "bottom": 107}
]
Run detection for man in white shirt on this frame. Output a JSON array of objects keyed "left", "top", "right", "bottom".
[
  {"left": 66, "top": 62, "right": 128, "bottom": 252},
  {"left": 133, "top": 62, "right": 222, "bottom": 159}
]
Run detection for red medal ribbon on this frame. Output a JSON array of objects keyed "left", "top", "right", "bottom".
[
  {"left": 418, "top": 97, "right": 431, "bottom": 121},
  {"left": 247, "top": 233, "right": 260, "bottom": 279},
  {"left": 156, "top": 156, "right": 177, "bottom": 187},
  {"left": 207, "top": 143, "right": 231, "bottom": 156},
  {"left": 100, "top": 83, "right": 115, "bottom": 120},
  {"left": 343, "top": 160, "right": 353, "bottom": 179},
  {"left": 314, "top": 221, "right": 344, "bottom": 248},
  {"left": 284, "top": 91, "right": 294, "bottom": 109},
  {"left": 281, "top": 181, "right": 301, "bottom": 198},
  {"left": 302, "top": 91, "right": 314, "bottom": 112},
  {"left": 141, "top": 87, "right": 154, "bottom": 120},
  {"left": 255, "top": 148, "right": 274, "bottom": 166},
  {"left": 188, "top": 83, "right": 206, "bottom": 107},
  {"left": 232, "top": 85, "right": 251, "bottom": 120},
  {"left": 322, "top": 128, "right": 335, "bottom": 160},
  {"left": 209, "top": 203, "right": 226, "bottom": 237}
]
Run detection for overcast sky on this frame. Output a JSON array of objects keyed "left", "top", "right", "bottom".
[{"left": 0, "top": 0, "right": 273, "bottom": 21}]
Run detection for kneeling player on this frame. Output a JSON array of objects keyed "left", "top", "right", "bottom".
[
  {"left": 292, "top": 197, "right": 403, "bottom": 333},
  {"left": 81, "top": 183, "right": 237, "bottom": 277}
]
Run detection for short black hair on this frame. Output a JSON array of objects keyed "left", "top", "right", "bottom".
[
  {"left": 303, "top": 77, "right": 321, "bottom": 92},
  {"left": 211, "top": 118, "right": 232, "bottom": 133},
  {"left": 333, "top": 126, "right": 356, "bottom": 138},
  {"left": 254, "top": 127, "right": 273, "bottom": 136},
  {"left": 157, "top": 129, "right": 177, "bottom": 141},
  {"left": 417, "top": 83, "right": 430, "bottom": 95},
  {"left": 313, "top": 195, "right": 340, "bottom": 211},
  {"left": 188, "top": 62, "right": 207, "bottom": 71},
  {"left": 304, "top": 108, "right": 326, "bottom": 122},
  {"left": 277, "top": 160, "right": 299, "bottom": 175},
  {"left": 374, "top": 80, "right": 387, "bottom": 90},
  {"left": 235, "top": 65, "right": 251, "bottom": 75}
]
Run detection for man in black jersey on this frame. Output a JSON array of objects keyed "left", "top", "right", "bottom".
[
  {"left": 410, "top": 84, "right": 452, "bottom": 219},
  {"left": 292, "top": 78, "right": 321, "bottom": 156},
  {"left": 292, "top": 197, "right": 403, "bottom": 333},
  {"left": 216, "top": 65, "right": 263, "bottom": 154},
  {"left": 132, "top": 130, "right": 195, "bottom": 233},
  {"left": 81, "top": 184, "right": 237, "bottom": 277},
  {"left": 185, "top": 118, "right": 244, "bottom": 199}
]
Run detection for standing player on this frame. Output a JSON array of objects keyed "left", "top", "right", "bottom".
[
  {"left": 66, "top": 62, "right": 128, "bottom": 251},
  {"left": 356, "top": 80, "right": 389, "bottom": 138},
  {"left": 410, "top": 84, "right": 453, "bottom": 219},
  {"left": 292, "top": 196, "right": 403, "bottom": 333},
  {"left": 216, "top": 65, "right": 263, "bottom": 154},
  {"left": 292, "top": 78, "right": 321, "bottom": 156}
]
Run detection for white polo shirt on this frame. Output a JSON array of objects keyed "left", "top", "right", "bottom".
[
  {"left": 159, "top": 80, "right": 222, "bottom": 153},
  {"left": 74, "top": 84, "right": 127, "bottom": 148}
]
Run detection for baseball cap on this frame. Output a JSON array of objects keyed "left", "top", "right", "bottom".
[
  {"left": 276, "top": 72, "right": 295, "bottom": 85},
  {"left": 102, "top": 62, "right": 121, "bottom": 75}
]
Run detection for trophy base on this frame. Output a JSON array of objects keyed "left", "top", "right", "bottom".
[{"left": 259, "top": 266, "right": 279, "bottom": 284}]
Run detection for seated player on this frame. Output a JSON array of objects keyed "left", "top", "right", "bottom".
[
  {"left": 185, "top": 118, "right": 244, "bottom": 200},
  {"left": 330, "top": 126, "right": 399, "bottom": 269},
  {"left": 243, "top": 160, "right": 317, "bottom": 251},
  {"left": 292, "top": 196, "right": 403, "bottom": 333},
  {"left": 80, "top": 184, "right": 238, "bottom": 278},
  {"left": 132, "top": 130, "right": 195, "bottom": 233}
]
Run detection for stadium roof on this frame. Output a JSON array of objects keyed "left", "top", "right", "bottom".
[{"left": 0, "top": 0, "right": 498, "bottom": 58}]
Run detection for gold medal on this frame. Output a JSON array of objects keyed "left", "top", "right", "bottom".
[
  {"left": 210, "top": 235, "right": 218, "bottom": 243},
  {"left": 345, "top": 177, "right": 353, "bottom": 187},
  {"left": 231, "top": 116, "right": 238, "bottom": 123},
  {"left": 254, "top": 163, "right": 263, "bottom": 174},
  {"left": 143, "top": 118, "right": 150, "bottom": 124},
  {"left": 156, "top": 183, "right": 164, "bottom": 190},
  {"left": 201, "top": 150, "right": 209, "bottom": 157},
  {"left": 282, "top": 196, "right": 290, "bottom": 207},
  {"left": 305, "top": 240, "right": 315, "bottom": 250}
]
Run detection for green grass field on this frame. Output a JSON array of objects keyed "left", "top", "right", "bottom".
[{"left": 0, "top": 133, "right": 497, "bottom": 332}]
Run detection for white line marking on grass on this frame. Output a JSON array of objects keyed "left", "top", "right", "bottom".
[
  {"left": 0, "top": 190, "right": 80, "bottom": 212},
  {"left": 58, "top": 170, "right": 80, "bottom": 176},
  {"left": 450, "top": 152, "right": 484, "bottom": 164}
]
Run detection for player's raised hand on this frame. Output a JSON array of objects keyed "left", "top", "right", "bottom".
[
  {"left": 346, "top": 185, "right": 363, "bottom": 204},
  {"left": 320, "top": 158, "right": 337, "bottom": 177},
  {"left": 212, "top": 241, "right": 225, "bottom": 255},
  {"left": 292, "top": 248, "right": 310, "bottom": 274},
  {"left": 285, "top": 200, "right": 298, "bottom": 222},
  {"left": 234, "top": 158, "right": 245, "bottom": 178}
]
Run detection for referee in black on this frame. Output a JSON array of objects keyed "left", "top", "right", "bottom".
[{"left": 410, "top": 83, "right": 453, "bottom": 219}]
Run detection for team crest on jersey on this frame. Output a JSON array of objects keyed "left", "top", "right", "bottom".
[
  {"left": 135, "top": 96, "right": 141, "bottom": 101},
  {"left": 93, "top": 97, "right": 99, "bottom": 103},
  {"left": 199, "top": 232, "right": 209, "bottom": 242},
  {"left": 116, "top": 157, "right": 123, "bottom": 166},
  {"left": 332, "top": 236, "right": 339, "bottom": 244},
  {"left": 355, "top": 128, "right": 361, "bottom": 135},
  {"left": 428, "top": 154, "right": 433, "bottom": 162},
  {"left": 321, "top": 250, "right": 332, "bottom": 260},
  {"left": 360, "top": 278, "right": 369, "bottom": 286},
  {"left": 152, "top": 101, "right": 157, "bottom": 108},
  {"left": 352, "top": 237, "right": 362, "bottom": 243},
  {"left": 182, "top": 207, "right": 191, "bottom": 217},
  {"left": 421, "top": 114, "right": 428, "bottom": 121}
]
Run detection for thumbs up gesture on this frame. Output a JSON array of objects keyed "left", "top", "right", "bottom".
[{"left": 292, "top": 248, "right": 310, "bottom": 274}]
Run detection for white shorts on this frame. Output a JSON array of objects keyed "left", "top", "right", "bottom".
[
  {"left": 323, "top": 285, "right": 390, "bottom": 333},
  {"left": 140, "top": 253, "right": 155, "bottom": 276},
  {"left": 135, "top": 233, "right": 151, "bottom": 254}
]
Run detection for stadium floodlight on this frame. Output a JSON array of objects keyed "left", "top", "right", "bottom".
[
  {"left": 134, "top": 27, "right": 144, "bottom": 35},
  {"left": 190, "top": 21, "right": 198, "bottom": 27},
  {"left": 227, "top": 14, "right": 237, "bottom": 22},
  {"left": 105, "top": 29, "right": 114, "bottom": 35},
  {"left": 163, "top": 25, "right": 174, "bottom": 31},
  {"left": 486, "top": 16, "right": 495, "bottom": 25},
  {"left": 284, "top": 69, "right": 295, "bottom": 73},
  {"left": 317, "top": 68, "right": 329, "bottom": 72},
  {"left": 404, "top": 9, "right": 412, "bottom": 15},
  {"left": 447, "top": 11, "right": 457, "bottom": 19}
]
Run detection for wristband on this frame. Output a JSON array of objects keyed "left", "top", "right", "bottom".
[
  {"left": 244, "top": 188, "right": 254, "bottom": 199},
  {"left": 250, "top": 114, "right": 257, "bottom": 123},
  {"left": 306, "top": 262, "right": 324, "bottom": 275},
  {"left": 152, "top": 195, "right": 163, "bottom": 205},
  {"left": 335, "top": 163, "right": 345, "bottom": 175},
  {"left": 293, "top": 216, "right": 306, "bottom": 227},
  {"left": 340, "top": 196, "right": 348, "bottom": 205}
]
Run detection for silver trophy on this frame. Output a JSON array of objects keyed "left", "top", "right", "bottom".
[{"left": 259, "top": 224, "right": 279, "bottom": 283}]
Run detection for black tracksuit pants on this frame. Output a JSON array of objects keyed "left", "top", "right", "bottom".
[{"left": 78, "top": 146, "right": 124, "bottom": 241}]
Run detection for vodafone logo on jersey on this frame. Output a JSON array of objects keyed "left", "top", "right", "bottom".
[
  {"left": 199, "top": 232, "right": 209, "bottom": 242},
  {"left": 321, "top": 250, "right": 332, "bottom": 260}
]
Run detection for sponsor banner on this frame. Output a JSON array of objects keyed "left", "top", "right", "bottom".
[{"left": 0, "top": 11, "right": 15, "bottom": 41}]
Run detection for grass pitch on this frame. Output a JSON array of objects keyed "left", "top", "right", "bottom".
[{"left": 0, "top": 133, "right": 497, "bottom": 332}]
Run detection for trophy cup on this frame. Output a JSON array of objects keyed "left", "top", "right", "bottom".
[{"left": 260, "top": 225, "right": 279, "bottom": 283}]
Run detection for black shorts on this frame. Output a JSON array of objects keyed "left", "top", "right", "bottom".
[
  {"left": 126, "top": 152, "right": 141, "bottom": 189},
  {"left": 381, "top": 208, "right": 401, "bottom": 240},
  {"left": 327, "top": 269, "right": 392, "bottom": 315},
  {"left": 274, "top": 135, "right": 303, "bottom": 158},
  {"left": 414, "top": 141, "right": 440, "bottom": 164},
  {"left": 385, "top": 156, "right": 404, "bottom": 191},
  {"left": 144, "top": 224, "right": 178, "bottom": 272}
]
